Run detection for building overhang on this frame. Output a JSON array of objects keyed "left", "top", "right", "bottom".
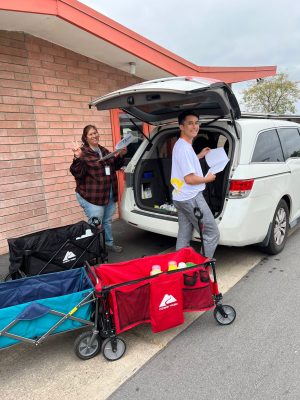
[{"left": 0, "top": 0, "right": 276, "bottom": 82}]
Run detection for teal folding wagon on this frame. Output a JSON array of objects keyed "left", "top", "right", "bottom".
[{"left": 0, "top": 268, "right": 96, "bottom": 356}]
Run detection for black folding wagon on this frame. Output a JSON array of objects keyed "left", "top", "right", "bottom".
[{"left": 5, "top": 220, "right": 107, "bottom": 281}]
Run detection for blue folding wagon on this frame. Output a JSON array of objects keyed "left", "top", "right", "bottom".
[{"left": 0, "top": 268, "right": 100, "bottom": 359}]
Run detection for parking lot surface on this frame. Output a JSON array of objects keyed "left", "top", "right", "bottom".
[{"left": 0, "top": 220, "right": 263, "bottom": 400}]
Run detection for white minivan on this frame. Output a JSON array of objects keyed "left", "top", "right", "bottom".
[{"left": 90, "top": 77, "right": 300, "bottom": 254}]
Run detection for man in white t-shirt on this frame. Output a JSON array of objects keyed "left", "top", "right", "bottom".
[{"left": 171, "top": 110, "right": 220, "bottom": 258}]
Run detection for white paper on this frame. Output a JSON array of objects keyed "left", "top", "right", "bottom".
[
  {"left": 100, "top": 133, "right": 135, "bottom": 161},
  {"left": 115, "top": 132, "right": 134, "bottom": 150},
  {"left": 205, "top": 148, "right": 229, "bottom": 176}
]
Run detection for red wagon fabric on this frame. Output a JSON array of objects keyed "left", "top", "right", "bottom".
[{"left": 93, "top": 248, "right": 215, "bottom": 334}]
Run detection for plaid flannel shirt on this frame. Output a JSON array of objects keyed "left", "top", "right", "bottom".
[{"left": 70, "top": 144, "right": 124, "bottom": 205}]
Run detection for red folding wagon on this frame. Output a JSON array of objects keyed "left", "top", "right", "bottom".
[{"left": 75, "top": 247, "right": 236, "bottom": 361}]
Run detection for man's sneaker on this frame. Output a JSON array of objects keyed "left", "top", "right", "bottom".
[{"left": 106, "top": 244, "right": 123, "bottom": 253}]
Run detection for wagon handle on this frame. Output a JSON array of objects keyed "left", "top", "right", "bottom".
[
  {"left": 84, "top": 261, "right": 99, "bottom": 285},
  {"left": 193, "top": 207, "right": 203, "bottom": 220},
  {"left": 91, "top": 216, "right": 102, "bottom": 229},
  {"left": 194, "top": 207, "right": 205, "bottom": 256}
]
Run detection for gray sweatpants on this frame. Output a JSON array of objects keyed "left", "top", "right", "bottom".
[{"left": 173, "top": 191, "right": 220, "bottom": 258}]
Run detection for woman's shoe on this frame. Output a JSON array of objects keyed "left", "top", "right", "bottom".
[{"left": 106, "top": 244, "right": 123, "bottom": 253}]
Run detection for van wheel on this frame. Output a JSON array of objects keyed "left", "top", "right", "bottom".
[{"left": 264, "top": 200, "right": 289, "bottom": 255}]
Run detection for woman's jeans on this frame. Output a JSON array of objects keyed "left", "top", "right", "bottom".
[{"left": 76, "top": 189, "right": 116, "bottom": 246}]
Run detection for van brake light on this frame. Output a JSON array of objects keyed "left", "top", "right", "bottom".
[{"left": 229, "top": 179, "right": 254, "bottom": 199}]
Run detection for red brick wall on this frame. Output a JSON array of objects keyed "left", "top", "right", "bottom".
[{"left": 0, "top": 30, "right": 141, "bottom": 255}]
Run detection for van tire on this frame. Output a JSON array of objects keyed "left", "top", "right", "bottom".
[{"left": 264, "top": 199, "right": 289, "bottom": 255}]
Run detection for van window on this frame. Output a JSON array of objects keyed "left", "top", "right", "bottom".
[
  {"left": 252, "top": 129, "right": 284, "bottom": 162},
  {"left": 277, "top": 128, "right": 300, "bottom": 159}
]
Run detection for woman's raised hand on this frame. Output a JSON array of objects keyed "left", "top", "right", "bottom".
[{"left": 72, "top": 139, "right": 82, "bottom": 159}]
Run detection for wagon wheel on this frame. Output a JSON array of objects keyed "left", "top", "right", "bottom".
[
  {"left": 74, "top": 331, "right": 102, "bottom": 360},
  {"left": 3, "top": 270, "right": 26, "bottom": 282},
  {"left": 102, "top": 337, "right": 126, "bottom": 361},
  {"left": 214, "top": 305, "right": 236, "bottom": 325}
]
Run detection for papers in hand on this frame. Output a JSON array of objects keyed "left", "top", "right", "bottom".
[
  {"left": 115, "top": 132, "right": 134, "bottom": 150},
  {"left": 100, "top": 132, "right": 134, "bottom": 161},
  {"left": 205, "top": 147, "right": 229, "bottom": 176}
]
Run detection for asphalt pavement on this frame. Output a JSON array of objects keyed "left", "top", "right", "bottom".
[{"left": 109, "top": 228, "right": 300, "bottom": 400}]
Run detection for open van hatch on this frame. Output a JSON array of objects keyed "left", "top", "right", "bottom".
[
  {"left": 129, "top": 127, "right": 233, "bottom": 220},
  {"left": 90, "top": 76, "right": 241, "bottom": 124},
  {"left": 90, "top": 76, "right": 236, "bottom": 225}
]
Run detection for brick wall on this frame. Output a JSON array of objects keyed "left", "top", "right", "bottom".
[{"left": 0, "top": 30, "right": 140, "bottom": 255}]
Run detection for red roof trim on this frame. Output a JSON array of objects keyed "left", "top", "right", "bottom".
[{"left": 0, "top": 0, "right": 277, "bottom": 82}]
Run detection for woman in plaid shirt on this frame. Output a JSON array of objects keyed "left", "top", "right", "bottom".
[{"left": 70, "top": 125, "right": 127, "bottom": 253}]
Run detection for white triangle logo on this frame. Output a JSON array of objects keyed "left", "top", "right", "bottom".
[
  {"left": 159, "top": 294, "right": 177, "bottom": 308},
  {"left": 63, "top": 251, "right": 76, "bottom": 263}
]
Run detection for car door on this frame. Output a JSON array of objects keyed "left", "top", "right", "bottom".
[{"left": 277, "top": 127, "right": 300, "bottom": 222}]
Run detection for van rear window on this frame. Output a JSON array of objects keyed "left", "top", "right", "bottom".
[
  {"left": 252, "top": 129, "right": 284, "bottom": 162},
  {"left": 278, "top": 128, "right": 300, "bottom": 159}
]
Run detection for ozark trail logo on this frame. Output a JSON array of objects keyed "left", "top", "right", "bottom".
[
  {"left": 159, "top": 294, "right": 178, "bottom": 310},
  {"left": 63, "top": 251, "right": 76, "bottom": 263}
]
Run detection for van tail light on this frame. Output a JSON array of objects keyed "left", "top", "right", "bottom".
[{"left": 229, "top": 179, "right": 254, "bottom": 199}]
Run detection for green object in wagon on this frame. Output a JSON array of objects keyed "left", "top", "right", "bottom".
[{"left": 186, "top": 262, "right": 196, "bottom": 267}]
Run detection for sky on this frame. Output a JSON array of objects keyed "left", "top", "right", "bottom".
[{"left": 79, "top": 0, "right": 300, "bottom": 112}]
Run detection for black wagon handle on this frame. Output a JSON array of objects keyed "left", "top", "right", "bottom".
[
  {"left": 194, "top": 207, "right": 203, "bottom": 220},
  {"left": 91, "top": 217, "right": 101, "bottom": 228},
  {"left": 194, "top": 207, "right": 205, "bottom": 257}
]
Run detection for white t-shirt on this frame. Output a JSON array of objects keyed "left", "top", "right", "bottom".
[{"left": 171, "top": 138, "right": 205, "bottom": 201}]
